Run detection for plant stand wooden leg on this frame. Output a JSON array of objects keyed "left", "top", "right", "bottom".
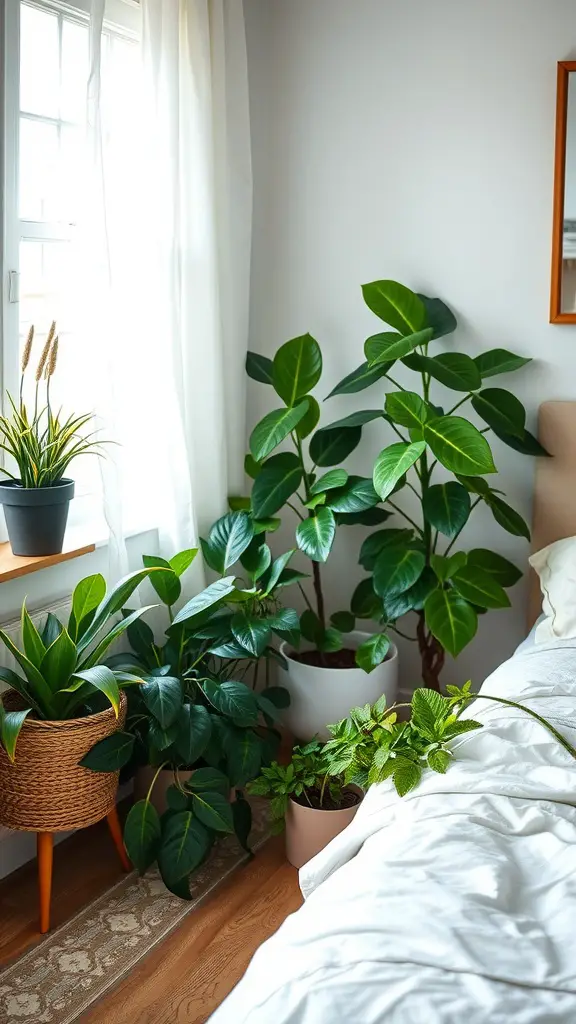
[
  {"left": 106, "top": 806, "right": 130, "bottom": 872},
  {"left": 37, "top": 832, "right": 53, "bottom": 934}
]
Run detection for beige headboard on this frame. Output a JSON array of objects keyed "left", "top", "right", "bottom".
[{"left": 529, "top": 401, "right": 576, "bottom": 627}]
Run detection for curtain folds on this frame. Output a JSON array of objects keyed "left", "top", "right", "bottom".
[{"left": 86, "top": 0, "right": 252, "bottom": 585}]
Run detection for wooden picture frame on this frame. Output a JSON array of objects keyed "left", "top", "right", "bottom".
[{"left": 550, "top": 61, "right": 576, "bottom": 324}]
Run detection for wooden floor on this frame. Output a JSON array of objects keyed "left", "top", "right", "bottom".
[{"left": 0, "top": 819, "right": 302, "bottom": 1023}]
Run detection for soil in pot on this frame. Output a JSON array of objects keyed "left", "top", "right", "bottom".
[
  {"left": 291, "top": 786, "right": 361, "bottom": 811},
  {"left": 290, "top": 647, "right": 395, "bottom": 669}
]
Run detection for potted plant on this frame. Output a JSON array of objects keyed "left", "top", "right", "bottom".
[
  {"left": 238, "top": 336, "right": 398, "bottom": 740},
  {"left": 325, "top": 280, "right": 545, "bottom": 690},
  {"left": 0, "top": 566, "right": 156, "bottom": 836},
  {"left": 248, "top": 740, "right": 363, "bottom": 869},
  {"left": 0, "top": 321, "right": 108, "bottom": 556},
  {"left": 83, "top": 545, "right": 293, "bottom": 898}
]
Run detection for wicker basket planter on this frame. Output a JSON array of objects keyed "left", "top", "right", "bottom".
[{"left": 0, "top": 690, "right": 127, "bottom": 832}]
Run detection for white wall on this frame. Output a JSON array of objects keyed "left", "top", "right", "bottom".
[{"left": 244, "top": 0, "right": 576, "bottom": 690}]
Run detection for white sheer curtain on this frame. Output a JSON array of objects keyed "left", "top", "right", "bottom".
[{"left": 84, "top": 0, "right": 252, "bottom": 586}]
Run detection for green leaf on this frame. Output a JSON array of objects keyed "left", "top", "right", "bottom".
[
  {"left": 261, "top": 687, "right": 291, "bottom": 711},
  {"left": 325, "top": 361, "right": 390, "bottom": 398},
  {"left": 471, "top": 388, "right": 526, "bottom": 438},
  {"left": 250, "top": 452, "right": 302, "bottom": 519},
  {"left": 202, "top": 679, "right": 260, "bottom": 726},
  {"left": 355, "top": 633, "right": 390, "bottom": 673},
  {"left": 362, "top": 280, "right": 426, "bottom": 335},
  {"left": 246, "top": 350, "right": 274, "bottom": 384},
  {"left": 124, "top": 799, "right": 161, "bottom": 873},
  {"left": 165, "top": 786, "right": 190, "bottom": 812},
  {"left": 232, "top": 796, "right": 253, "bottom": 853},
  {"left": 351, "top": 578, "right": 381, "bottom": 619},
  {"left": 158, "top": 811, "right": 211, "bottom": 881},
  {"left": 365, "top": 327, "right": 433, "bottom": 365},
  {"left": 486, "top": 495, "right": 530, "bottom": 539},
  {"left": 40, "top": 628, "right": 77, "bottom": 693},
  {"left": 188, "top": 767, "right": 230, "bottom": 795},
  {"left": 76, "top": 568, "right": 158, "bottom": 654},
  {"left": 126, "top": 613, "right": 155, "bottom": 661},
  {"left": 260, "top": 549, "right": 296, "bottom": 594},
  {"left": 0, "top": 708, "right": 30, "bottom": 762},
  {"left": 0, "top": 630, "right": 56, "bottom": 717},
  {"left": 249, "top": 403, "right": 309, "bottom": 462},
  {"left": 382, "top": 566, "right": 437, "bottom": 619},
  {"left": 169, "top": 548, "right": 198, "bottom": 577},
  {"left": 411, "top": 688, "right": 446, "bottom": 741},
  {"left": 0, "top": 667, "right": 42, "bottom": 715},
  {"left": 240, "top": 538, "right": 271, "bottom": 582},
  {"left": 393, "top": 757, "right": 422, "bottom": 797},
  {"left": 300, "top": 608, "right": 323, "bottom": 644},
  {"left": 149, "top": 718, "right": 179, "bottom": 751},
  {"left": 317, "top": 628, "right": 344, "bottom": 653},
  {"left": 330, "top": 610, "right": 355, "bottom": 632},
  {"left": 309, "top": 425, "right": 361, "bottom": 467},
  {"left": 430, "top": 551, "right": 467, "bottom": 582},
  {"left": 337, "top": 507, "right": 392, "bottom": 527},
  {"left": 272, "top": 334, "right": 322, "bottom": 406},
  {"left": 413, "top": 352, "right": 481, "bottom": 392},
  {"left": 417, "top": 294, "right": 457, "bottom": 339},
  {"left": 474, "top": 348, "right": 532, "bottom": 378},
  {"left": 244, "top": 453, "right": 262, "bottom": 479},
  {"left": 359, "top": 528, "right": 415, "bottom": 571},
  {"left": 224, "top": 728, "right": 262, "bottom": 787},
  {"left": 424, "top": 416, "right": 496, "bottom": 475},
  {"left": 231, "top": 614, "right": 271, "bottom": 657},
  {"left": 20, "top": 602, "right": 46, "bottom": 668},
  {"left": 296, "top": 507, "right": 336, "bottom": 562},
  {"left": 424, "top": 590, "right": 478, "bottom": 657},
  {"left": 268, "top": 607, "right": 300, "bottom": 645},
  {"left": 41, "top": 613, "right": 63, "bottom": 648},
  {"left": 141, "top": 676, "right": 182, "bottom": 728},
  {"left": 252, "top": 517, "right": 281, "bottom": 534},
  {"left": 68, "top": 574, "right": 106, "bottom": 641},
  {"left": 309, "top": 469, "right": 348, "bottom": 495},
  {"left": 466, "top": 549, "right": 522, "bottom": 588},
  {"left": 190, "top": 791, "right": 234, "bottom": 833},
  {"left": 79, "top": 731, "right": 135, "bottom": 771},
  {"left": 142, "top": 555, "right": 181, "bottom": 606},
  {"left": 428, "top": 748, "right": 450, "bottom": 773},
  {"left": 204, "top": 511, "right": 254, "bottom": 574},
  {"left": 451, "top": 565, "right": 511, "bottom": 609},
  {"left": 78, "top": 606, "right": 156, "bottom": 671},
  {"left": 304, "top": 493, "right": 327, "bottom": 510},
  {"left": 373, "top": 546, "right": 425, "bottom": 598},
  {"left": 175, "top": 704, "right": 212, "bottom": 764},
  {"left": 422, "top": 482, "right": 470, "bottom": 538},
  {"left": 325, "top": 476, "right": 379, "bottom": 514},
  {"left": 172, "top": 577, "right": 237, "bottom": 627},
  {"left": 68, "top": 666, "right": 121, "bottom": 716},
  {"left": 318, "top": 409, "right": 384, "bottom": 430},
  {"left": 455, "top": 474, "right": 497, "bottom": 497},
  {"left": 295, "top": 396, "right": 320, "bottom": 439},
  {"left": 385, "top": 391, "right": 431, "bottom": 430},
  {"left": 491, "top": 426, "right": 550, "bottom": 457},
  {"left": 373, "top": 441, "right": 426, "bottom": 500}
]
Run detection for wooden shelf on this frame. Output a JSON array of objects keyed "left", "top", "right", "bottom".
[{"left": 0, "top": 541, "right": 96, "bottom": 584}]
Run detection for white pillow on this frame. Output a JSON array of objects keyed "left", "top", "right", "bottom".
[{"left": 529, "top": 536, "right": 576, "bottom": 642}]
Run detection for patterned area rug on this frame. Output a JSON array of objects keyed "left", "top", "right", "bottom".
[{"left": 0, "top": 801, "right": 269, "bottom": 1024}]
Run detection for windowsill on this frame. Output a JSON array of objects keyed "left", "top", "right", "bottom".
[{"left": 0, "top": 540, "right": 96, "bottom": 584}]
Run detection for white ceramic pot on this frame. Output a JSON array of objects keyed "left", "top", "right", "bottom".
[{"left": 279, "top": 630, "right": 398, "bottom": 741}]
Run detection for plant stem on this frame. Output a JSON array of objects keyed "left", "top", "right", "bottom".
[
  {"left": 475, "top": 694, "right": 576, "bottom": 761},
  {"left": 443, "top": 496, "right": 482, "bottom": 555},
  {"left": 312, "top": 560, "right": 326, "bottom": 632},
  {"left": 447, "top": 394, "right": 472, "bottom": 416},
  {"left": 390, "top": 626, "right": 418, "bottom": 642},
  {"left": 297, "top": 582, "right": 315, "bottom": 613},
  {"left": 287, "top": 501, "right": 305, "bottom": 521},
  {"left": 386, "top": 499, "right": 424, "bottom": 536},
  {"left": 385, "top": 374, "right": 407, "bottom": 392},
  {"left": 146, "top": 762, "right": 167, "bottom": 804}
]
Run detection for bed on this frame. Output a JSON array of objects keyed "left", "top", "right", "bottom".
[{"left": 210, "top": 402, "right": 576, "bottom": 1024}]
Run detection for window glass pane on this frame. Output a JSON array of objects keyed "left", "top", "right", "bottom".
[
  {"left": 19, "top": 117, "right": 59, "bottom": 220},
  {"left": 61, "top": 20, "right": 89, "bottom": 123},
  {"left": 20, "top": 3, "right": 59, "bottom": 118}
]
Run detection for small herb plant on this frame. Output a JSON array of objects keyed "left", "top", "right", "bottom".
[
  {"left": 83, "top": 547, "right": 292, "bottom": 898},
  {"left": 248, "top": 740, "right": 350, "bottom": 833},
  {"left": 324, "top": 280, "right": 544, "bottom": 689},
  {"left": 0, "top": 322, "right": 107, "bottom": 487},
  {"left": 322, "top": 683, "right": 576, "bottom": 796}
]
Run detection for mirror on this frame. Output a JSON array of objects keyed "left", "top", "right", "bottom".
[{"left": 551, "top": 61, "right": 576, "bottom": 322}]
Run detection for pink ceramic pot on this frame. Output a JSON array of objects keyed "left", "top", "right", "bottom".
[{"left": 285, "top": 786, "right": 363, "bottom": 869}]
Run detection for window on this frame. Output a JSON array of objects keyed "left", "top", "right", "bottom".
[{"left": 2, "top": 0, "right": 140, "bottom": 536}]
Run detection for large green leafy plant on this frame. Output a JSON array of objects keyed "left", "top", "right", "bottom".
[
  {"left": 326, "top": 280, "right": 544, "bottom": 689},
  {"left": 0, "top": 568, "right": 159, "bottom": 759},
  {"left": 84, "top": 547, "right": 291, "bottom": 898},
  {"left": 240, "top": 337, "right": 390, "bottom": 671}
]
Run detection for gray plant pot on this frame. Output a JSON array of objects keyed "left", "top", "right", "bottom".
[{"left": 0, "top": 478, "right": 75, "bottom": 556}]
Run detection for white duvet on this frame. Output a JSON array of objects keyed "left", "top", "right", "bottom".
[{"left": 210, "top": 638, "right": 576, "bottom": 1023}]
